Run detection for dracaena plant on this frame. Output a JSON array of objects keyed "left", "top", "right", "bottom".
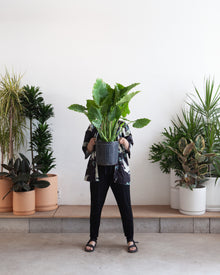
[
  {"left": 68, "top": 79, "right": 150, "bottom": 142},
  {"left": 187, "top": 78, "right": 220, "bottom": 177},
  {"left": 168, "top": 135, "right": 213, "bottom": 190},
  {"left": 0, "top": 153, "right": 50, "bottom": 199}
]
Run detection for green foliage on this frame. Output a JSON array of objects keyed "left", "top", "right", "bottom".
[
  {"left": 0, "top": 69, "right": 26, "bottom": 160},
  {"left": 21, "top": 85, "right": 56, "bottom": 174},
  {"left": 187, "top": 78, "right": 220, "bottom": 176},
  {"left": 0, "top": 153, "right": 50, "bottom": 198},
  {"left": 149, "top": 107, "right": 203, "bottom": 175},
  {"left": 68, "top": 79, "right": 150, "bottom": 142},
  {"left": 168, "top": 136, "right": 209, "bottom": 189}
]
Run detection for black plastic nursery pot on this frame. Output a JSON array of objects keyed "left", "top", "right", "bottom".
[{"left": 96, "top": 140, "right": 119, "bottom": 166}]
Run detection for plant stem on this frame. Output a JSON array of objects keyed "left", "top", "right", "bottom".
[
  {"left": 30, "top": 118, "right": 34, "bottom": 165},
  {"left": 9, "top": 106, "right": 13, "bottom": 160}
]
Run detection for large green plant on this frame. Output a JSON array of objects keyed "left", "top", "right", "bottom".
[
  {"left": 187, "top": 78, "right": 220, "bottom": 176},
  {"left": 149, "top": 107, "right": 203, "bottom": 175},
  {"left": 0, "top": 153, "right": 50, "bottom": 199},
  {"left": 68, "top": 79, "right": 150, "bottom": 142},
  {"left": 20, "top": 85, "right": 44, "bottom": 164},
  {"left": 32, "top": 102, "right": 55, "bottom": 174},
  {"left": 20, "top": 85, "right": 56, "bottom": 174},
  {"left": 0, "top": 116, "right": 9, "bottom": 172},
  {"left": 0, "top": 70, "right": 26, "bottom": 160},
  {"left": 168, "top": 135, "right": 212, "bottom": 189}
]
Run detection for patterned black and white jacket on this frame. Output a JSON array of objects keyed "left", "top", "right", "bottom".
[{"left": 82, "top": 122, "right": 134, "bottom": 185}]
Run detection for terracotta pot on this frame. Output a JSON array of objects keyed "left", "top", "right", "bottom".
[
  {"left": 35, "top": 174, "right": 58, "bottom": 211},
  {"left": 0, "top": 177, "right": 13, "bottom": 213},
  {"left": 13, "top": 190, "right": 35, "bottom": 216}
]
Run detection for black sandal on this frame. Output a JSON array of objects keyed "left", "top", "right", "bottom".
[
  {"left": 85, "top": 240, "right": 97, "bottom": 252},
  {"left": 127, "top": 241, "right": 138, "bottom": 253}
]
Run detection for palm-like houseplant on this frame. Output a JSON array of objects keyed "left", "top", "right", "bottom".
[
  {"left": 149, "top": 107, "right": 203, "bottom": 175},
  {"left": 0, "top": 70, "right": 26, "bottom": 212},
  {"left": 187, "top": 78, "right": 220, "bottom": 176},
  {"left": 68, "top": 78, "right": 150, "bottom": 165},
  {"left": 188, "top": 78, "right": 220, "bottom": 211}
]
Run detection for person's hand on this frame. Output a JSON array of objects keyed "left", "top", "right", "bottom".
[
  {"left": 119, "top": 137, "right": 129, "bottom": 151},
  {"left": 87, "top": 137, "right": 96, "bottom": 153}
]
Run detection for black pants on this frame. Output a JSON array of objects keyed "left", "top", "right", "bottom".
[{"left": 90, "top": 166, "right": 134, "bottom": 242}]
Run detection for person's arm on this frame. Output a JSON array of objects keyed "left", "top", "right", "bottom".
[
  {"left": 119, "top": 123, "right": 134, "bottom": 158},
  {"left": 82, "top": 125, "right": 96, "bottom": 159}
]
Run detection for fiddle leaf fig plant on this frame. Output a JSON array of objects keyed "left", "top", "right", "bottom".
[{"left": 68, "top": 79, "right": 150, "bottom": 142}]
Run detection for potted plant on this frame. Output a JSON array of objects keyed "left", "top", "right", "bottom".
[
  {"left": 0, "top": 153, "right": 50, "bottom": 216},
  {"left": 21, "top": 86, "right": 57, "bottom": 211},
  {"left": 188, "top": 78, "right": 220, "bottom": 211},
  {"left": 149, "top": 107, "right": 203, "bottom": 209},
  {"left": 168, "top": 135, "right": 211, "bottom": 215},
  {"left": 68, "top": 78, "right": 150, "bottom": 165},
  {"left": 0, "top": 69, "right": 26, "bottom": 212}
]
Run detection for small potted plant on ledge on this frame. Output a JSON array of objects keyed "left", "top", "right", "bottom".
[
  {"left": 168, "top": 135, "right": 212, "bottom": 215},
  {"left": 0, "top": 153, "right": 50, "bottom": 216},
  {"left": 68, "top": 78, "right": 150, "bottom": 165}
]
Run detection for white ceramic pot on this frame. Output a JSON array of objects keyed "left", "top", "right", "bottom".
[
  {"left": 170, "top": 170, "right": 179, "bottom": 209},
  {"left": 179, "top": 185, "right": 206, "bottom": 215},
  {"left": 204, "top": 177, "right": 220, "bottom": 211}
]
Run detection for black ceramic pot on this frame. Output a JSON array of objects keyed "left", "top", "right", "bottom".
[{"left": 96, "top": 140, "right": 118, "bottom": 166}]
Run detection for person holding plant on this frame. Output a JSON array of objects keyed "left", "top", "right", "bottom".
[{"left": 82, "top": 122, "right": 138, "bottom": 253}]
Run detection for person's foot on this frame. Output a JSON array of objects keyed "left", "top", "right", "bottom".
[
  {"left": 85, "top": 240, "right": 96, "bottom": 252},
  {"left": 127, "top": 241, "right": 138, "bottom": 253}
]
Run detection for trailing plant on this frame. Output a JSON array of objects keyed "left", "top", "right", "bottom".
[
  {"left": 187, "top": 78, "right": 220, "bottom": 177},
  {"left": 168, "top": 135, "right": 212, "bottom": 189},
  {"left": 149, "top": 107, "right": 203, "bottom": 175},
  {"left": 0, "top": 153, "right": 50, "bottom": 199},
  {"left": 0, "top": 69, "right": 26, "bottom": 160},
  {"left": 68, "top": 79, "right": 150, "bottom": 142}
]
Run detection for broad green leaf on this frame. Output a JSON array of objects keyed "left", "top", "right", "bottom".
[
  {"left": 117, "top": 91, "right": 140, "bottom": 105},
  {"left": 92, "top": 79, "right": 108, "bottom": 106},
  {"left": 68, "top": 104, "right": 86, "bottom": 113},
  {"left": 108, "top": 106, "right": 121, "bottom": 121},
  {"left": 133, "top": 118, "right": 150, "bottom": 128}
]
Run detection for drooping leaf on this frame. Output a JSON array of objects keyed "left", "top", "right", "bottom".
[
  {"left": 68, "top": 104, "right": 86, "bottom": 113},
  {"left": 133, "top": 118, "right": 150, "bottom": 128}
]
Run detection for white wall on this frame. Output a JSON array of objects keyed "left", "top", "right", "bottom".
[{"left": 0, "top": 0, "right": 220, "bottom": 205}]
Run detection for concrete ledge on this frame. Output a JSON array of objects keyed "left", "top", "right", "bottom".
[
  {"left": 1, "top": 205, "right": 220, "bottom": 218},
  {"left": 0, "top": 205, "right": 220, "bottom": 233}
]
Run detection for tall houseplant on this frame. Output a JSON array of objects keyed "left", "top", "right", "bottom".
[
  {"left": 0, "top": 70, "right": 26, "bottom": 212},
  {"left": 188, "top": 78, "right": 220, "bottom": 211},
  {"left": 68, "top": 78, "right": 150, "bottom": 165},
  {"left": 21, "top": 86, "right": 57, "bottom": 211},
  {"left": 168, "top": 135, "right": 209, "bottom": 215}
]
